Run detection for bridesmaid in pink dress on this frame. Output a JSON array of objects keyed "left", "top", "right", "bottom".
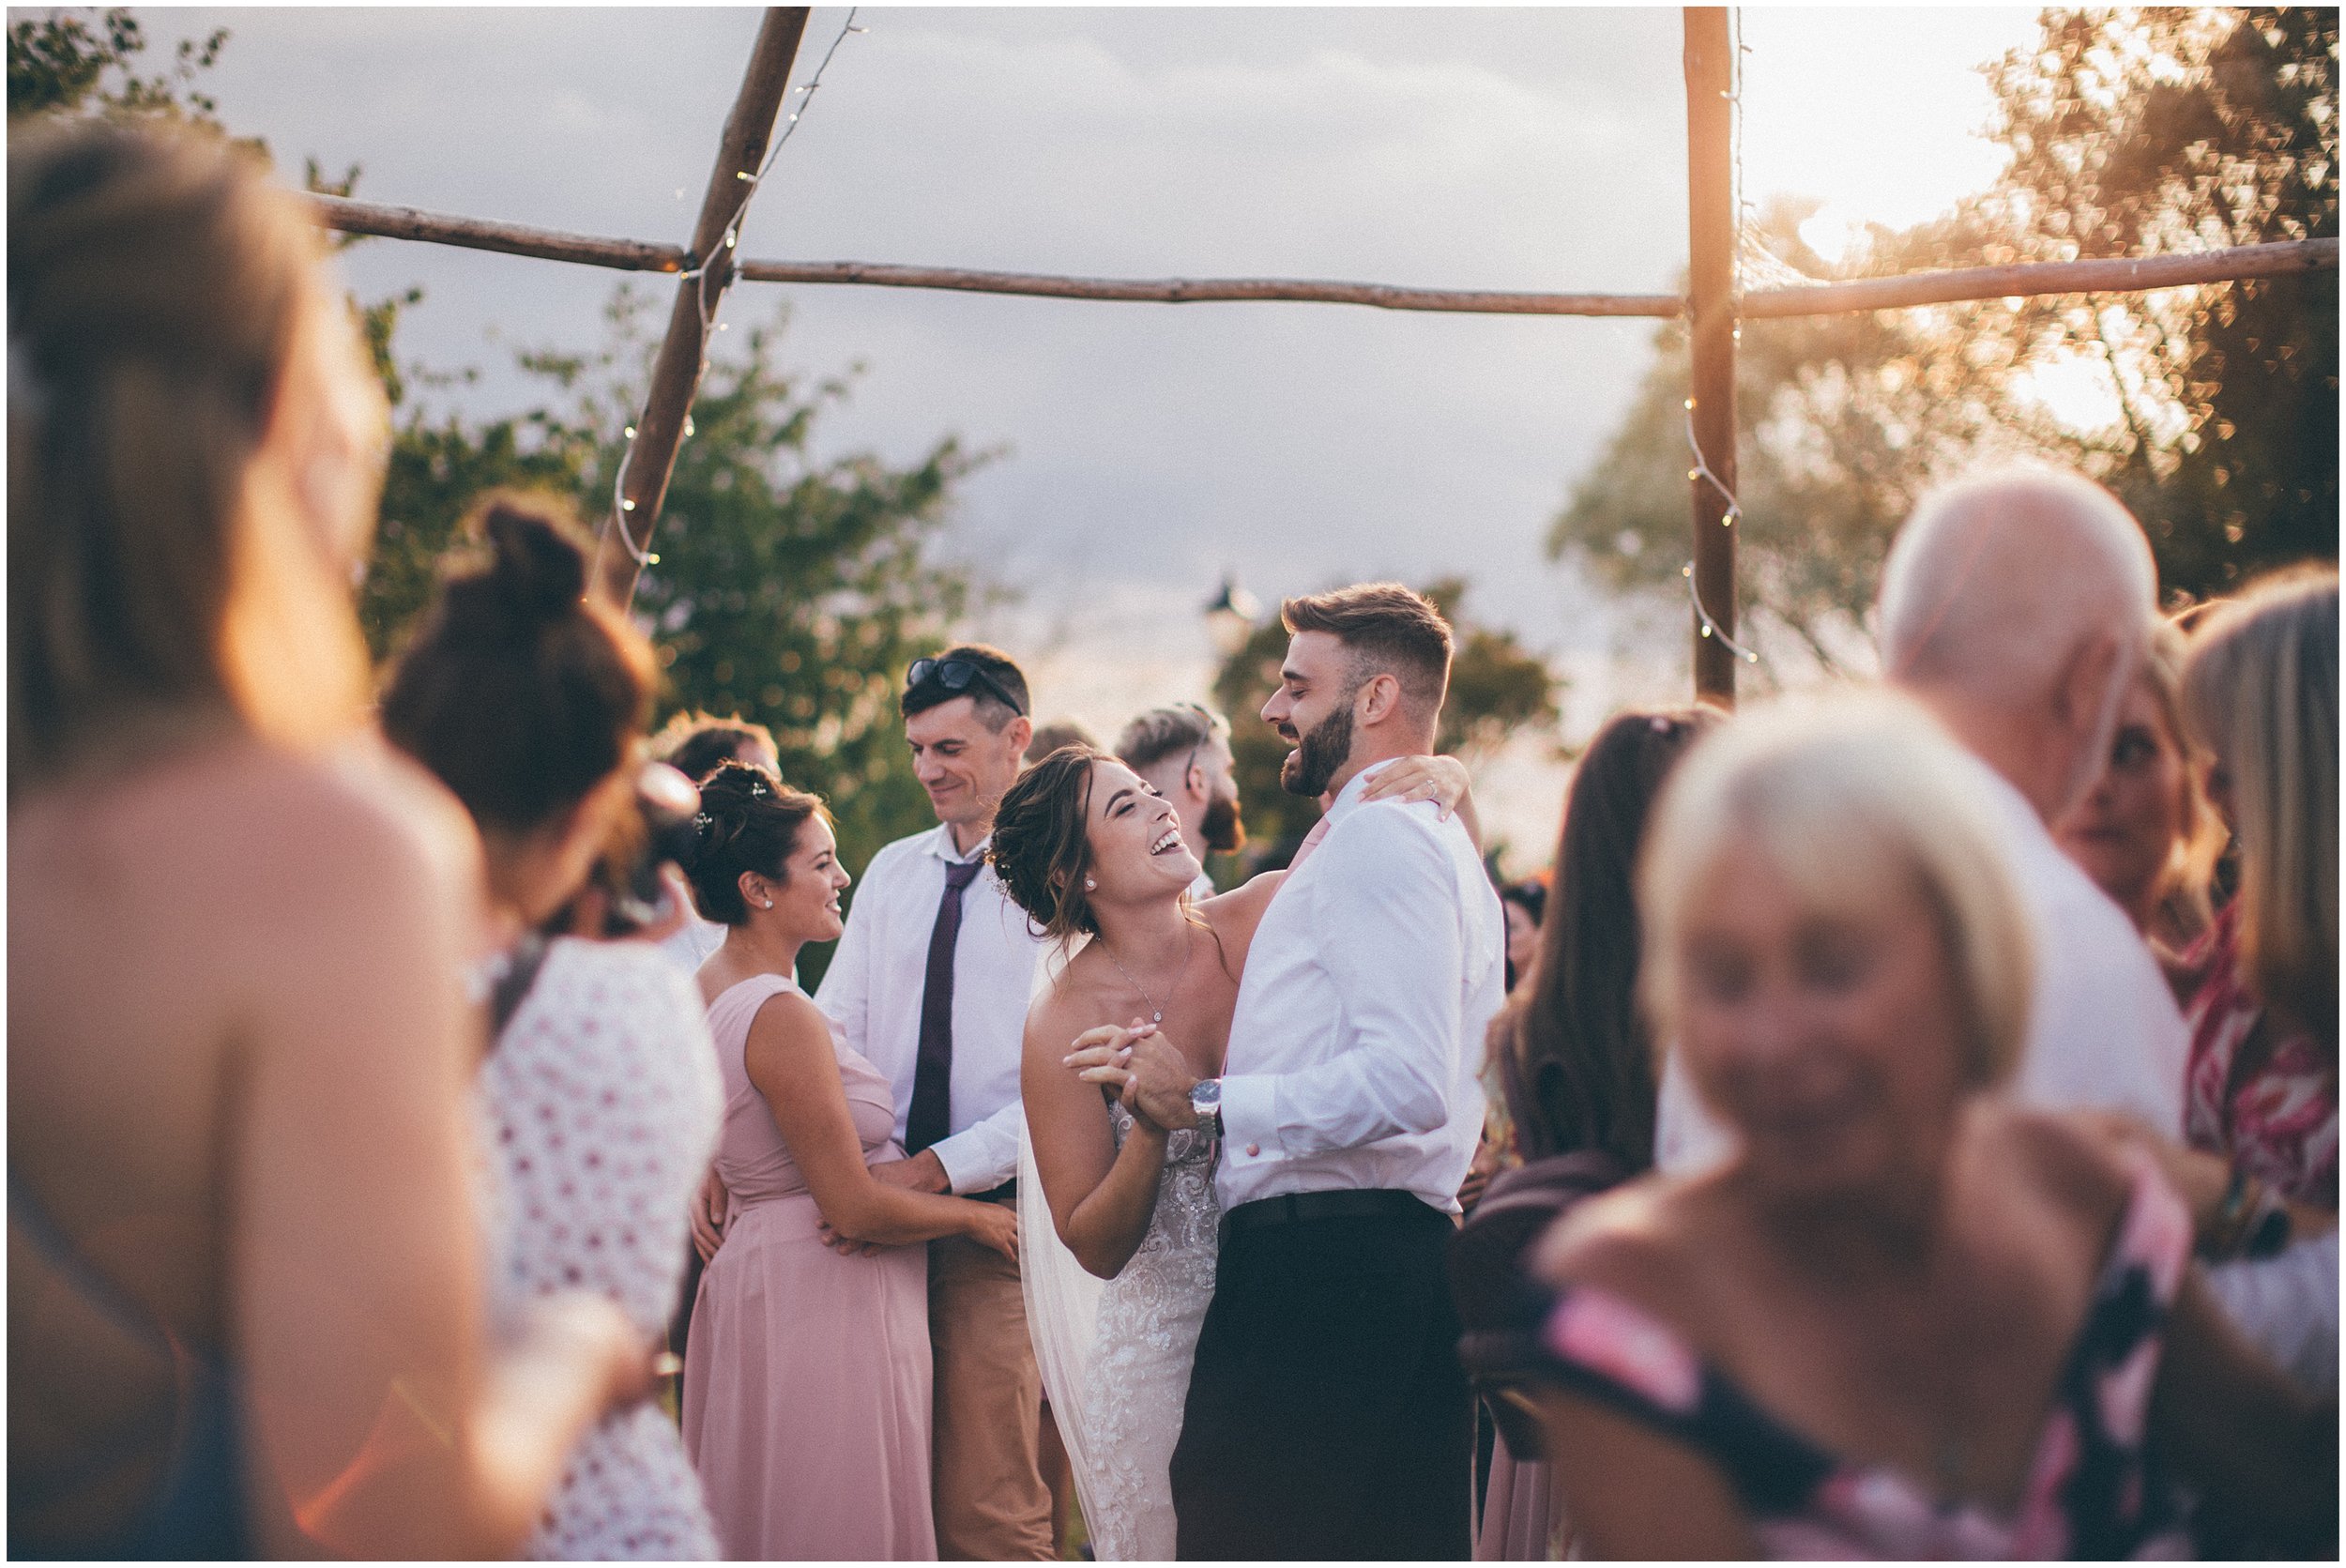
[{"left": 679, "top": 767, "right": 1019, "bottom": 1560}]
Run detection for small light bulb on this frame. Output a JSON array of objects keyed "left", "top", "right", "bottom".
[
  {"left": 647, "top": 553, "right": 661, "bottom": 565},
  {"left": 625, "top": 426, "right": 637, "bottom": 439},
  {"left": 621, "top": 498, "right": 637, "bottom": 511},
  {"left": 1683, "top": 398, "right": 1696, "bottom": 410},
  {"left": 1687, "top": 468, "right": 1700, "bottom": 480},
  {"left": 1701, "top": 626, "right": 1714, "bottom": 638}
]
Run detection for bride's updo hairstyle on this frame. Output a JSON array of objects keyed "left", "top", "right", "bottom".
[
  {"left": 683, "top": 760, "right": 824, "bottom": 925},
  {"left": 379, "top": 494, "right": 654, "bottom": 833},
  {"left": 989, "top": 744, "right": 1104, "bottom": 941}
]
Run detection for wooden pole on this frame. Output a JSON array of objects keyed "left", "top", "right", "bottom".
[
  {"left": 1683, "top": 8, "right": 1738, "bottom": 707},
  {"left": 591, "top": 7, "right": 811, "bottom": 608}
]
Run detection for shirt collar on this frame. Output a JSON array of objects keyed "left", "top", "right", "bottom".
[
  {"left": 1320, "top": 758, "right": 1396, "bottom": 830},
  {"left": 923, "top": 821, "right": 992, "bottom": 864}
]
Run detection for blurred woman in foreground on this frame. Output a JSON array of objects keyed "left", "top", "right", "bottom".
[
  {"left": 8, "top": 119, "right": 644, "bottom": 1557},
  {"left": 1528, "top": 692, "right": 2333, "bottom": 1560},
  {"left": 381, "top": 497, "right": 725, "bottom": 1558}
]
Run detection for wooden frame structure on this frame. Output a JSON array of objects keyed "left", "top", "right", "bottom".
[{"left": 306, "top": 5, "right": 2341, "bottom": 703}]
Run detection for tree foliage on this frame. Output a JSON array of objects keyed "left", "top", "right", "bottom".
[
  {"left": 1211, "top": 577, "right": 1560, "bottom": 868},
  {"left": 1553, "top": 8, "right": 2338, "bottom": 667},
  {"left": 8, "top": 7, "right": 224, "bottom": 121},
  {"left": 362, "top": 289, "right": 985, "bottom": 984}
]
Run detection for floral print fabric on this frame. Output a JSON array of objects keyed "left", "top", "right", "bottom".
[
  {"left": 2182, "top": 901, "right": 2338, "bottom": 1207},
  {"left": 1532, "top": 1156, "right": 2192, "bottom": 1560}
]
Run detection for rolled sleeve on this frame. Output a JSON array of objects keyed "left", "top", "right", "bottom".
[
  {"left": 931, "top": 1097, "right": 1023, "bottom": 1194},
  {"left": 1220, "top": 807, "right": 1462, "bottom": 1161}
]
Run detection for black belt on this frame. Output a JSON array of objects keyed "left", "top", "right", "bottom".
[{"left": 1220, "top": 1188, "right": 1439, "bottom": 1242}]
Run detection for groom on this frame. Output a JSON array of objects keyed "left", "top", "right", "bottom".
[{"left": 1119, "top": 583, "right": 1503, "bottom": 1560}]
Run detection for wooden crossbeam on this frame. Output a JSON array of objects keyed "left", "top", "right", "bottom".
[
  {"left": 733, "top": 259, "right": 1682, "bottom": 317},
  {"left": 1741, "top": 236, "right": 2340, "bottom": 318},
  {"left": 306, "top": 190, "right": 2338, "bottom": 323}
]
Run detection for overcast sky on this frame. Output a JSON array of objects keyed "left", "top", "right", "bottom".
[{"left": 124, "top": 4, "right": 2041, "bottom": 862}]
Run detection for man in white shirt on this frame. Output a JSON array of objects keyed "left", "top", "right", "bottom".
[
  {"left": 1116, "top": 701, "right": 1243, "bottom": 901},
  {"left": 1118, "top": 585, "right": 1503, "bottom": 1560},
  {"left": 813, "top": 645, "right": 1056, "bottom": 1560},
  {"left": 1656, "top": 468, "right": 2192, "bottom": 1169}
]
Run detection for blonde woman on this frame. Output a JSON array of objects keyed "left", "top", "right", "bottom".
[
  {"left": 1526, "top": 692, "right": 2332, "bottom": 1560},
  {"left": 9, "top": 120, "right": 645, "bottom": 1557},
  {"left": 2057, "top": 619, "right": 2222, "bottom": 959},
  {"left": 2164, "top": 570, "right": 2338, "bottom": 1415}
]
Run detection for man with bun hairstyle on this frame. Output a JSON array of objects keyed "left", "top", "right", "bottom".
[
  {"left": 813, "top": 643, "right": 1057, "bottom": 1560},
  {"left": 1111, "top": 583, "right": 1503, "bottom": 1559}
]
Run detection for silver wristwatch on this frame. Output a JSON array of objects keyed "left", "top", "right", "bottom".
[{"left": 1190, "top": 1076, "right": 1224, "bottom": 1140}]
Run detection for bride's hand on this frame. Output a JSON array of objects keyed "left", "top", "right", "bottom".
[
  {"left": 1067, "top": 1021, "right": 1173, "bottom": 1136},
  {"left": 1361, "top": 754, "right": 1471, "bottom": 820}
]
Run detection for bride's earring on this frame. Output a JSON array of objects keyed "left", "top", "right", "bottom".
[{"left": 1084, "top": 877, "right": 1097, "bottom": 891}]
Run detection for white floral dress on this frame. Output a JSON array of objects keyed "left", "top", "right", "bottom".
[{"left": 477, "top": 937, "right": 724, "bottom": 1560}]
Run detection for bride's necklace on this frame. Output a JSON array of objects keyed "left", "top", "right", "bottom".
[{"left": 1100, "top": 926, "right": 1190, "bottom": 1026}]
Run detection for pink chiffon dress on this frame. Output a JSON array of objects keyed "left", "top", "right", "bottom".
[{"left": 681, "top": 973, "right": 937, "bottom": 1560}]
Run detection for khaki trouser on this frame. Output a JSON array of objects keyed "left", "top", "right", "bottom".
[{"left": 929, "top": 1227, "right": 1054, "bottom": 1561}]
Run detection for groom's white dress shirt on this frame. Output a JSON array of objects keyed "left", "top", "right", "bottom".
[
  {"left": 1216, "top": 764, "right": 1506, "bottom": 1215},
  {"left": 815, "top": 823, "right": 1044, "bottom": 1194},
  {"left": 1655, "top": 750, "right": 2191, "bottom": 1171}
]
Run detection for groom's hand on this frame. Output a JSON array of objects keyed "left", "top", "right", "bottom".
[
  {"left": 869, "top": 1149, "right": 950, "bottom": 1195},
  {"left": 1121, "top": 1034, "right": 1202, "bottom": 1132}
]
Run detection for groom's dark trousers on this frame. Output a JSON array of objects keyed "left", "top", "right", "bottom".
[{"left": 1168, "top": 1190, "right": 1470, "bottom": 1560}]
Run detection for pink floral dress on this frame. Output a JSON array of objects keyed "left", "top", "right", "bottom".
[
  {"left": 1531, "top": 1157, "right": 2193, "bottom": 1560},
  {"left": 2181, "top": 901, "right": 2338, "bottom": 1206}
]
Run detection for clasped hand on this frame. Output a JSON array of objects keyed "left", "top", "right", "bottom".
[{"left": 1064, "top": 1020, "right": 1200, "bottom": 1132}]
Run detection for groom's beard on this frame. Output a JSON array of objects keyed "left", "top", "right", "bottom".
[
  {"left": 1200, "top": 791, "right": 1244, "bottom": 854},
  {"left": 1279, "top": 701, "right": 1354, "bottom": 799}
]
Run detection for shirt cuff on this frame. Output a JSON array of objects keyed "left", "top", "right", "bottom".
[
  {"left": 928, "top": 1130, "right": 1004, "bottom": 1195},
  {"left": 1218, "top": 1073, "right": 1284, "bottom": 1167}
]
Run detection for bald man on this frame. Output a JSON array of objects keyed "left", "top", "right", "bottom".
[{"left": 1657, "top": 467, "right": 2189, "bottom": 1168}]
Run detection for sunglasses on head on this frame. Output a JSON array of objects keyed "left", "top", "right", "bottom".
[{"left": 906, "top": 657, "right": 1028, "bottom": 717}]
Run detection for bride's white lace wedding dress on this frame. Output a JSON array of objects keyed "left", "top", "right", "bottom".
[{"left": 1021, "top": 1100, "right": 1221, "bottom": 1561}]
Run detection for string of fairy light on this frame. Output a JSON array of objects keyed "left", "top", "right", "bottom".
[
  {"left": 1681, "top": 6, "right": 1761, "bottom": 667},
  {"left": 609, "top": 7, "right": 866, "bottom": 570}
]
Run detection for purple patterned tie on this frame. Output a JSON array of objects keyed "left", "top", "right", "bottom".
[{"left": 906, "top": 856, "right": 983, "bottom": 1155}]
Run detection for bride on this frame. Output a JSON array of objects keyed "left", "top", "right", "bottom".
[{"left": 987, "top": 743, "right": 1472, "bottom": 1559}]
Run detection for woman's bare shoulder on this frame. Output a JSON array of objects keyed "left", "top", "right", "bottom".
[
  {"left": 1977, "top": 1102, "right": 2137, "bottom": 1236},
  {"left": 16, "top": 734, "right": 478, "bottom": 932},
  {"left": 1529, "top": 1169, "right": 1711, "bottom": 1303},
  {"left": 1198, "top": 869, "right": 1286, "bottom": 922}
]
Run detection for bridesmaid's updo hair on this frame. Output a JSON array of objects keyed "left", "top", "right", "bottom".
[
  {"left": 380, "top": 495, "right": 654, "bottom": 832},
  {"left": 683, "top": 760, "right": 825, "bottom": 925},
  {"left": 988, "top": 745, "right": 1102, "bottom": 941}
]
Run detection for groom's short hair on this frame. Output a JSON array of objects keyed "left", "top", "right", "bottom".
[{"left": 1282, "top": 583, "right": 1453, "bottom": 717}]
